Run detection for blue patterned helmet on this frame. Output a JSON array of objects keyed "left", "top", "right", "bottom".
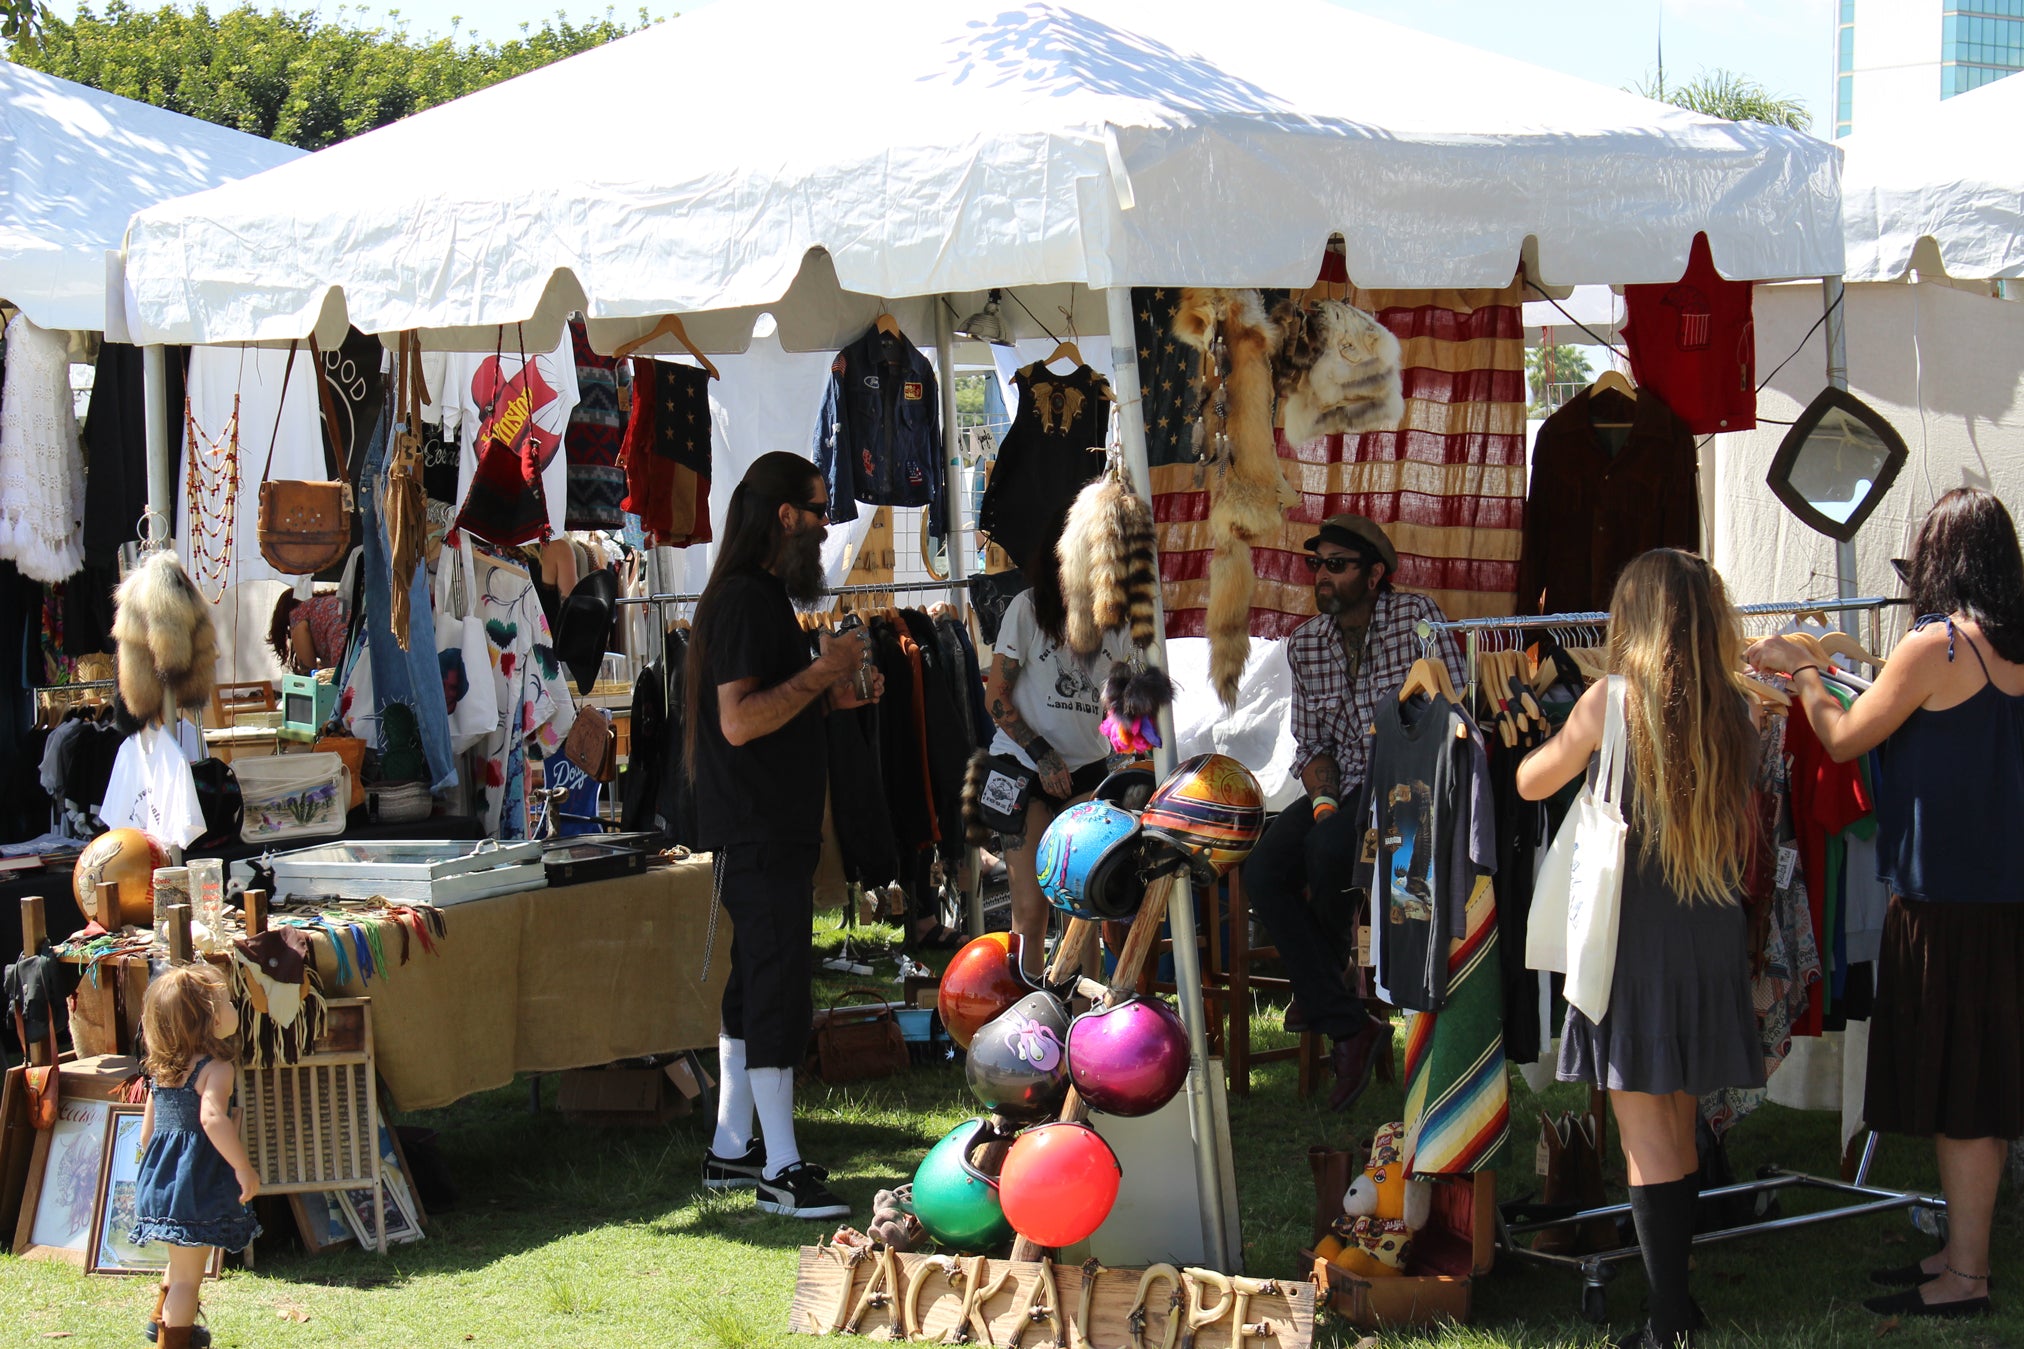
[{"left": 1035, "top": 800, "right": 1147, "bottom": 921}]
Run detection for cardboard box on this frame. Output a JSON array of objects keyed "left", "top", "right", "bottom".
[
  {"left": 1305, "top": 1171, "right": 1496, "bottom": 1328},
  {"left": 558, "top": 1066, "right": 692, "bottom": 1126}
]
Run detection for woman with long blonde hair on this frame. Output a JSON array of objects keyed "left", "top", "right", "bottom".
[{"left": 1518, "top": 549, "right": 1765, "bottom": 1349}]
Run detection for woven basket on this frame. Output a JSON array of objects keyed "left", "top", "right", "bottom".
[{"left": 368, "top": 781, "right": 434, "bottom": 825}]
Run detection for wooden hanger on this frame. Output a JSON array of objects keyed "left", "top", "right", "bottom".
[
  {"left": 873, "top": 307, "right": 903, "bottom": 339},
  {"left": 1587, "top": 369, "right": 1636, "bottom": 429},
  {"left": 613, "top": 314, "right": 721, "bottom": 379},
  {"left": 1042, "top": 305, "right": 1084, "bottom": 371},
  {"left": 1398, "top": 648, "right": 1460, "bottom": 706},
  {"left": 1742, "top": 673, "right": 1793, "bottom": 710}
]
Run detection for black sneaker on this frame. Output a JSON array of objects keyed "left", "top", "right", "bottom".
[
  {"left": 755, "top": 1161, "right": 850, "bottom": 1219},
  {"left": 702, "top": 1141, "right": 766, "bottom": 1190}
]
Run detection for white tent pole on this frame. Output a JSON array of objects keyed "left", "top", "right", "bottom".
[
  {"left": 143, "top": 344, "right": 172, "bottom": 542},
  {"left": 141, "top": 342, "right": 182, "bottom": 856},
  {"left": 1105, "top": 284, "right": 1234, "bottom": 1273},
  {"left": 1821, "top": 277, "right": 1859, "bottom": 625},
  {"left": 937, "top": 298, "right": 986, "bottom": 939}
]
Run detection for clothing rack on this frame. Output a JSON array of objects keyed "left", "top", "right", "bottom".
[
  {"left": 1450, "top": 592, "right": 1942, "bottom": 1317},
  {"left": 612, "top": 576, "right": 973, "bottom": 609},
  {"left": 1433, "top": 596, "right": 1894, "bottom": 693}
]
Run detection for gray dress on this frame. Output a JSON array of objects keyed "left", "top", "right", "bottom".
[{"left": 1557, "top": 751, "right": 1765, "bottom": 1097}]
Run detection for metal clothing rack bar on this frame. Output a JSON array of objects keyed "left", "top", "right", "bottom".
[{"left": 613, "top": 576, "right": 974, "bottom": 608}]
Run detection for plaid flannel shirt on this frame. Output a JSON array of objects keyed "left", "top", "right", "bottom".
[{"left": 1286, "top": 589, "right": 1466, "bottom": 793}]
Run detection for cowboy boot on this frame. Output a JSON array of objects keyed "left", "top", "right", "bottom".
[
  {"left": 144, "top": 1290, "right": 211, "bottom": 1348},
  {"left": 158, "top": 1326, "right": 194, "bottom": 1349}
]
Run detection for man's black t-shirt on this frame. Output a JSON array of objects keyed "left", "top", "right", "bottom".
[{"left": 691, "top": 568, "right": 827, "bottom": 850}]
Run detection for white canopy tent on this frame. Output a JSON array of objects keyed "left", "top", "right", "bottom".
[
  {"left": 114, "top": 0, "right": 1851, "bottom": 1274},
  {"left": 1713, "top": 75, "right": 2024, "bottom": 626},
  {"left": 1840, "top": 71, "right": 2024, "bottom": 285},
  {"left": 119, "top": 0, "right": 1841, "bottom": 352},
  {"left": 0, "top": 59, "right": 300, "bottom": 333}
]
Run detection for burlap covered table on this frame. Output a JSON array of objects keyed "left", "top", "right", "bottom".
[{"left": 303, "top": 856, "right": 728, "bottom": 1111}]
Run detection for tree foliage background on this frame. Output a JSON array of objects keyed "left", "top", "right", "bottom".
[
  {"left": 1634, "top": 68, "right": 1813, "bottom": 132},
  {"left": 9, "top": 3, "right": 654, "bottom": 149}
]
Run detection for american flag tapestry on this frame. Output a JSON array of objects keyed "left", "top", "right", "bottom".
[{"left": 1134, "top": 278, "right": 1526, "bottom": 637}]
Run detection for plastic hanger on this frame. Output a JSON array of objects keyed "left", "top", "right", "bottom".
[{"left": 613, "top": 314, "right": 721, "bottom": 379}]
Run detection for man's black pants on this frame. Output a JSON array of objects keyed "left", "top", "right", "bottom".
[
  {"left": 716, "top": 841, "right": 819, "bottom": 1069},
  {"left": 1243, "top": 796, "right": 1370, "bottom": 1041}
]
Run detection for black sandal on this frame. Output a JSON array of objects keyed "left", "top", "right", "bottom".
[
  {"left": 1869, "top": 1262, "right": 1997, "bottom": 1290},
  {"left": 1861, "top": 1287, "right": 1992, "bottom": 1319}
]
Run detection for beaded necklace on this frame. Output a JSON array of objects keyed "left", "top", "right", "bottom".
[{"left": 184, "top": 394, "right": 241, "bottom": 603}]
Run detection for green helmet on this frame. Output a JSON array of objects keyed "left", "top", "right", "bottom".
[{"left": 911, "top": 1118, "right": 1013, "bottom": 1250}]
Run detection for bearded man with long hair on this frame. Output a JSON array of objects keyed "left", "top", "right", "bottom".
[{"left": 685, "top": 451, "right": 880, "bottom": 1219}]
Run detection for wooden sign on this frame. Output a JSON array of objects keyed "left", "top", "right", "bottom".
[{"left": 788, "top": 1246, "right": 1315, "bottom": 1349}]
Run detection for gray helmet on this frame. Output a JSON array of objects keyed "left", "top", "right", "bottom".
[{"left": 964, "top": 989, "right": 1071, "bottom": 1120}]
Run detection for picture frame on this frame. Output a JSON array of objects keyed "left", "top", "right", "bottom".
[
  {"left": 337, "top": 1174, "right": 420, "bottom": 1249},
  {"left": 83, "top": 1106, "right": 228, "bottom": 1277},
  {"left": 13, "top": 1096, "right": 111, "bottom": 1264},
  {"left": 287, "top": 1190, "right": 354, "bottom": 1256}
]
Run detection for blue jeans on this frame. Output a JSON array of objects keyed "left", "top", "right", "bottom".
[{"left": 355, "top": 409, "right": 459, "bottom": 792}]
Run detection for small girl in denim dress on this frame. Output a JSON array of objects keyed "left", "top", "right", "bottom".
[{"left": 130, "top": 964, "right": 261, "bottom": 1348}]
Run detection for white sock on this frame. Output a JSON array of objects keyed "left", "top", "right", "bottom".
[
  {"left": 710, "top": 1035, "right": 754, "bottom": 1158},
  {"left": 751, "top": 1066, "right": 802, "bottom": 1179}
]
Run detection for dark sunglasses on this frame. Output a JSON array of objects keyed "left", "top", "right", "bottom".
[
  {"left": 795, "top": 500, "right": 832, "bottom": 524},
  {"left": 1302, "top": 554, "right": 1364, "bottom": 575}
]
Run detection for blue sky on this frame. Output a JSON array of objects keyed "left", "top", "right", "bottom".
[{"left": 46, "top": 0, "right": 1838, "bottom": 137}]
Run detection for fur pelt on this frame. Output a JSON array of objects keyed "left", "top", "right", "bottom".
[
  {"left": 1174, "top": 288, "right": 1297, "bottom": 706},
  {"left": 112, "top": 551, "right": 219, "bottom": 725},
  {"left": 1101, "top": 661, "right": 1174, "bottom": 724},
  {"left": 1272, "top": 299, "right": 1404, "bottom": 446},
  {"left": 1058, "top": 473, "right": 1159, "bottom": 658},
  {"left": 1118, "top": 488, "right": 1158, "bottom": 649}
]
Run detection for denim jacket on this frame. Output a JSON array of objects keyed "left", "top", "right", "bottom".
[{"left": 813, "top": 325, "right": 946, "bottom": 537}]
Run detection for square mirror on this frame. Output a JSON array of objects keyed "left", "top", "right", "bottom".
[{"left": 1766, "top": 387, "right": 1908, "bottom": 542}]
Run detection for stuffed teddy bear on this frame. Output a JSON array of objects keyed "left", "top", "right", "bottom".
[{"left": 1328, "top": 1121, "right": 1433, "bottom": 1279}]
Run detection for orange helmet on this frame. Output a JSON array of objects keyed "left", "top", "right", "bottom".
[
  {"left": 1139, "top": 753, "right": 1265, "bottom": 880},
  {"left": 937, "top": 933, "right": 1030, "bottom": 1050}
]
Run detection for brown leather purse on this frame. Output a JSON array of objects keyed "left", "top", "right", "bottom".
[
  {"left": 257, "top": 337, "right": 356, "bottom": 576},
  {"left": 14, "top": 1007, "right": 60, "bottom": 1131},
  {"left": 808, "top": 989, "right": 910, "bottom": 1085},
  {"left": 562, "top": 705, "right": 617, "bottom": 783}
]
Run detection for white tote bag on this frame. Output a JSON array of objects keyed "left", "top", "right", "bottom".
[
  {"left": 433, "top": 534, "right": 499, "bottom": 753},
  {"left": 1524, "top": 676, "right": 1631, "bottom": 1024}
]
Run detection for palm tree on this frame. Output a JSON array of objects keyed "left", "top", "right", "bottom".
[{"left": 1634, "top": 69, "right": 1812, "bottom": 133}]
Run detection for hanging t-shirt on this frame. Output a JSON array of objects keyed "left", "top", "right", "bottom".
[
  {"left": 180, "top": 345, "right": 324, "bottom": 593},
  {"left": 985, "top": 589, "right": 1133, "bottom": 773},
  {"left": 100, "top": 726, "right": 204, "bottom": 849},
  {"left": 1621, "top": 232, "right": 1757, "bottom": 434},
  {"left": 564, "top": 318, "right": 626, "bottom": 531},
  {"left": 1360, "top": 692, "right": 1496, "bottom": 1013},
  {"left": 441, "top": 332, "right": 580, "bottom": 543}
]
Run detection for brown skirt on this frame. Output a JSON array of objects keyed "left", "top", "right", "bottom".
[{"left": 1865, "top": 895, "right": 2024, "bottom": 1140}]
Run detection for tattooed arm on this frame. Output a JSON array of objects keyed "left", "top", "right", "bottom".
[{"left": 984, "top": 652, "right": 1073, "bottom": 797}]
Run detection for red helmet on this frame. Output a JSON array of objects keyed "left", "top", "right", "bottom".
[
  {"left": 998, "top": 1121, "right": 1122, "bottom": 1248},
  {"left": 1139, "top": 753, "right": 1265, "bottom": 880},
  {"left": 938, "top": 933, "right": 1028, "bottom": 1050}
]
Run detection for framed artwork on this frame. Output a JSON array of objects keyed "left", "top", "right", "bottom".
[
  {"left": 288, "top": 1191, "right": 354, "bottom": 1256},
  {"left": 13, "top": 1097, "right": 111, "bottom": 1263},
  {"left": 85, "top": 1106, "right": 220, "bottom": 1277},
  {"left": 337, "top": 1176, "right": 420, "bottom": 1250}
]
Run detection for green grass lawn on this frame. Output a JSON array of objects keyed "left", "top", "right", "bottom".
[{"left": 4, "top": 917, "right": 2017, "bottom": 1348}]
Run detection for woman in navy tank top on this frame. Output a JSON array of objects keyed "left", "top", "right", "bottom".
[{"left": 1750, "top": 487, "right": 2024, "bottom": 1324}]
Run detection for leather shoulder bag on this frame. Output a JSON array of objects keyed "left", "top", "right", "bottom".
[
  {"left": 808, "top": 989, "right": 911, "bottom": 1085},
  {"left": 257, "top": 337, "right": 357, "bottom": 576},
  {"left": 562, "top": 704, "right": 617, "bottom": 784}
]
